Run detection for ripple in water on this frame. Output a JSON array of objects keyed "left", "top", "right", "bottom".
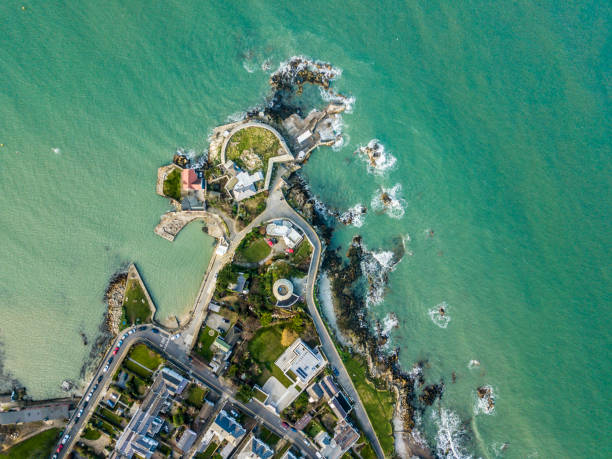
[{"left": 429, "top": 301, "right": 451, "bottom": 328}]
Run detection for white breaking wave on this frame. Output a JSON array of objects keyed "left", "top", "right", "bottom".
[
  {"left": 380, "top": 312, "right": 399, "bottom": 337},
  {"left": 52, "top": 147, "right": 61, "bottom": 154},
  {"left": 359, "top": 242, "right": 403, "bottom": 308},
  {"left": 474, "top": 385, "right": 496, "bottom": 416},
  {"left": 339, "top": 203, "right": 366, "bottom": 227},
  {"left": 428, "top": 301, "right": 451, "bottom": 328},
  {"left": 467, "top": 360, "right": 481, "bottom": 369},
  {"left": 432, "top": 408, "right": 473, "bottom": 459},
  {"left": 356, "top": 139, "right": 397, "bottom": 174},
  {"left": 319, "top": 87, "right": 356, "bottom": 113},
  {"left": 371, "top": 183, "right": 406, "bottom": 219},
  {"left": 272, "top": 56, "right": 342, "bottom": 87}
]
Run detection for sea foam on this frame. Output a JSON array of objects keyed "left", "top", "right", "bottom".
[
  {"left": 432, "top": 408, "right": 473, "bottom": 459},
  {"left": 371, "top": 183, "right": 406, "bottom": 219}
]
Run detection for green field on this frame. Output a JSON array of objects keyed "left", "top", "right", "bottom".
[
  {"left": 123, "top": 360, "right": 153, "bottom": 379},
  {"left": 186, "top": 384, "right": 207, "bottom": 408},
  {"left": 248, "top": 325, "right": 293, "bottom": 387},
  {"left": 225, "top": 126, "right": 282, "bottom": 175},
  {"left": 237, "top": 238, "right": 271, "bottom": 263},
  {"left": 129, "top": 343, "right": 163, "bottom": 371},
  {"left": 1, "top": 428, "right": 60, "bottom": 458},
  {"left": 121, "top": 278, "right": 152, "bottom": 329},
  {"left": 163, "top": 168, "right": 181, "bottom": 201},
  {"left": 195, "top": 326, "right": 219, "bottom": 362},
  {"left": 82, "top": 427, "right": 102, "bottom": 441},
  {"left": 340, "top": 352, "right": 394, "bottom": 456},
  {"left": 253, "top": 387, "right": 268, "bottom": 403}
]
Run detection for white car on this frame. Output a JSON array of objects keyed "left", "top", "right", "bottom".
[
  {"left": 122, "top": 333, "right": 128, "bottom": 339},
  {"left": 128, "top": 329, "right": 135, "bottom": 335},
  {"left": 103, "top": 364, "right": 109, "bottom": 373},
  {"left": 61, "top": 434, "right": 70, "bottom": 444},
  {"left": 170, "top": 333, "right": 181, "bottom": 341},
  {"left": 76, "top": 408, "right": 84, "bottom": 419}
]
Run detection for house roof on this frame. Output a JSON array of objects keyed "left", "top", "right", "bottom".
[
  {"left": 252, "top": 437, "right": 274, "bottom": 459},
  {"left": 181, "top": 168, "right": 202, "bottom": 190},
  {"left": 214, "top": 410, "right": 246, "bottom": 439}
]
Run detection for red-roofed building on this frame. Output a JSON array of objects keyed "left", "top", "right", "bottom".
[{"left": 181, "top": 168, "right": 202, "bottom": 191}]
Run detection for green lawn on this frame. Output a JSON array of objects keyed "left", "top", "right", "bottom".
[
  {"left": 199, "top": 441, "right": 219, "bottom": 458},
  {"left": 1, "top": 428, "right": 60, "bottom": 458},
  {"left": 304, "top": 419, "right": 324, "bottom": 439},
  {"left": 121, "top": 278, "right": 152, "bottom": 329},
  {"left": 82, "top": 427, "right": 102, "bottom": 441},
  {"left": 90, "top": 415, "right": 119, "bottom": 437},
  {"left": 270, "top": 365, "right": 293, "bottom": 388},
  {"left": 258, "top": 425, "right": 280, "bottom": 447},
  {"left": 340, "top": 352, "right": 395, "bottom": 457},
  {"left": 123, "top": 360, "right": 153, "bottom": 379},
  {"left": 129, "top": 343, "right": 163, "bottom": 371},
  {"left": 225, "top": 126, "right": 282, "bottom": 175},
  {"left": 195, "top": 326, "right": 219, "bottom": 362},
  {"left": 163, "top": 168, "right": 182, "bottom": 201},
  {"left": 253, "top": 387, "right": 268, "bottom": 403},
  {"left": 98, "top": 407, "right": 124, "bottom": 428},
  {"left": 291, "top": 241, "right": 313, "bottom": 267},
  {"left": 355, "top": 434, "right": 377, "bottom": 459},
  {"left": 186, "top": 384, "right": 207, "bottom": 408},
  {"left": 237, "top": 238, "right": 271, "bottom": 263}
]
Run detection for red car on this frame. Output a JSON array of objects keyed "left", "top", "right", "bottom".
[
  {"left": 56, "top": 444, "right": 64, "bottom": 453},
  {"left": 112, "top": 347, "right": 119, "bottom": 355},
  {"left": 281, "top": 422, "right": 289, "bottom": 429},
  {"left": 265, "top": 239, "right": 274, "bottom": 247},
  {"left": 285, "top": 248, "right": 294, "bottom": 254}
]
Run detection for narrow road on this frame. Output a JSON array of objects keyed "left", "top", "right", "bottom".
[{"left": 54, "top": 326, "right": 319, "bottom": 459}]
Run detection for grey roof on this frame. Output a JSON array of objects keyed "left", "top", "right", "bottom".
[
  {"left": 214, "top": 410, "right": 246, "bottom": 439},
  {"left": 177, "top": 429, "right": 197, "bottom": 452},
  {"left": 252, "top": 437, "right": 274, "bottom": 459}
]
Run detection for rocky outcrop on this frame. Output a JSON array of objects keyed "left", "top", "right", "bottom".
[{"left": 104, "top": 270, "right": 127, "bottom": 336}]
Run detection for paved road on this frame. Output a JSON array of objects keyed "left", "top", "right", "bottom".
[
  {"left": 55, "top": 174, "right": 384, "bottom": 458},
  {"left": 262, "top": 185, "right": 386, "bottom": 459},
  {"left": 54, "top": 326, "right": 318, "bottom": 459}
]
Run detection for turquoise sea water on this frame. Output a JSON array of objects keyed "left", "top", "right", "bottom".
[{"left": 0, "top": 1, "right": 609, "bottom": 457}]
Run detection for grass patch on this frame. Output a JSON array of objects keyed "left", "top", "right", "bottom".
[
  {"left": 253, "top": 387, "right": 268, "bottom": 403},
  {"left": 163, "top": 168, "right": 182, "bottom": 201},
  {"left": 238, "top": 193, "right": 267, "bottom": 225},
  {"left": 340, "top": 352, "right": 394, "bottom": 457},
  {"left": 90, "top": 415, "right": 119, "bottom": 437},
  {"left": 270, "top": 365, "right": 293, "bottom": 388},
  {"left": 82, "top": 427, "right": 102, "bottom": 441},
  {"left": 200, "top": 441, "right": 219, "bottom": 458},
  {"left": 304, "top": 419, "right": 324, "bottom": 439},
  {"left": 225, "top": 126, "right": 281, "bottom": 175},
  {"left": 121, "top": 278, "right": 152, "bottom": 329},
  {"left": 123, "top": 359, "right": 153, "bottom": 379},
  {"left": 237, "top": 238, "right": 271, "bottom": 263},
  {"left": 129, "top": 343, "right": 163, "bottom": 371},
  {"left": 185, "top": 384, "right": 207, "bottom": 408},
  {"left": 354, "top": 434, "right": 377, "bottom": 459},
  {"left": 97, "top": 407, "right": 123, "bottom": 428},
  {"left": 248, "top": 324, "right": 292, "bottom": 387},
  {"left": 258, "top": 425, "right": 280, "bottom": 447},
  {"left": 1, "top": 427, "right": 60, "bottom": 458},
  {"left": 195, "top": 326, "right": 219, "bottom": 362},
  {"left": 291, "top": 241, "right": 312, "bottom": 267}
]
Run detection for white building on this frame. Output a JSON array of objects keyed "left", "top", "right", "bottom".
[
  {"left": 266, "top": 220, "right": 304, "bottom": 248},
  {"left": 275, "top": 338, "right": 325, "bottom": 385},
  {"left": 233, "top": 170, "right": 264, "bottom": 201}
]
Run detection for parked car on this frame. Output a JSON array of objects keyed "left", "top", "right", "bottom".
[
  {"left": 170, "top": 333, "right": 181, "bottom": 341},
  {"left": 265, "top": 239, "right": 274, "bottom": 247},
  {"left": 290, "top": 427, "right": 297, "bottom": 432},
  {"left": 139, "top": 326, "right": 148, "bottom": 331},
  {"left": 151, "top": 328, "right": 159, "bottom": 334},
  {"left": 76, "top": 408, "right": 84, "bottom": 418},
  {"left": 281, "top": 422, "right": 289, "bottom": 429},
  {"left": 103, "top": 364, "right": 109, "bottom": 373},
  {"left": 332, "top": 367, "right": 339, "bottom": 376},
  {"left": 118, "top": 339, "right": 123, "bottom": 346},
  {"left": 97, "top": 375, "right": 103, "bottom": 383},
  {"left": 61, "top": 434, "right": 70, "bottom": 444},
  {"left": 122, "top": 333, "right": 128, "bottom": 340},
  {"left": 128, "top": 329, "right": 135, "bottom": 335},
  {"left": 285, "top": 248, "right": 294, "bottom": 254},
  {"left": 112, "top": 347, "right": 119, "bottom": 355},
  {"left": 93, "top": 384, "right": 98, "bottom": 391}
]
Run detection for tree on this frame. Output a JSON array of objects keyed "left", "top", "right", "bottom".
[
  {"left": 260, "top": 312, "right": 272, "bottom": 327},
  {"left": 291, "top": 315, "right": 304, "bottom": 333},
  {"left": 237, "top": 385, "right": 254, "bottom": 403}
]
